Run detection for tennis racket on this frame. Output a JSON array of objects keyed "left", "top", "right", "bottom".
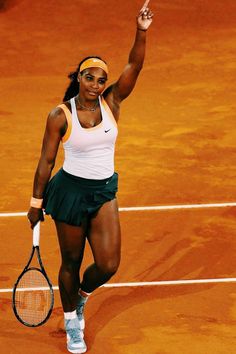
[{"left": 12, "top": 222, "right": 54, "bottom": 327}]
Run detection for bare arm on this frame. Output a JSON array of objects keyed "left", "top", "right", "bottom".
[
  {"left": 27, "top": 108, "right": 66, "bottom": 228},
  {"left": 105, "top": 0, "right": 154, "bottom": 108}
]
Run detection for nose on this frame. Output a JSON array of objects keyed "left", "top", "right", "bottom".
[{"left": 91, "top": 80, "right": 99, "bottom": 89}]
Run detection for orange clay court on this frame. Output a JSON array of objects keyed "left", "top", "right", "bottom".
[{"left": 1, "top": 1, "right": 236, "bottom": 353}]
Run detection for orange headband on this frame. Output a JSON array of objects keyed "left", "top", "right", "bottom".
[{"left": 80, "top": 58, "right": 108, "bottom": 75}]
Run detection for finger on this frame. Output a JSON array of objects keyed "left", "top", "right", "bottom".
[
  {"left": 31, "top": 219, "right": 39, "bottom": 229},
  {"left": 141, "top": 0, "right": 150, "bottom": 11},
  {"left": 139, "top": 0, "right": 150, "bottom": 15},
  {"left": 146, "top": 9, "right": 154, "bottom": 19},
  {"left": 142, "top": 7, "right": 149, "bottom": 16},
  {"left": 139, "top": 7, "right": 149, "bottom": 17}
]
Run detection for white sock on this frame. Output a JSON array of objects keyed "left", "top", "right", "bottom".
[{"left": 64, "top": 310, "right": 77, "bottom": 320}]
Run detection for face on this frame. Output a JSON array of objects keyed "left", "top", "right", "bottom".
[{"left": 78, "top": 67, "right": 107, "bottom": 100}]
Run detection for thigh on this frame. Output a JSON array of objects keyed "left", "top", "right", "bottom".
[
  {"left": 55, "top": 221, "right": 87, "bottom": 262},
  {"left": 88, "top": 199, "right": 121, "bottom": 265}
]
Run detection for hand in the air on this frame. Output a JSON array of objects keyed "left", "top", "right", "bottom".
[{"left": 137, "top": 0, "right": 154, "bottom": 31}]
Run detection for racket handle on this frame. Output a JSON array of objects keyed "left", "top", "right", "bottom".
[{"left": 33, "top": 222, "right": 40, "bottom": 247}]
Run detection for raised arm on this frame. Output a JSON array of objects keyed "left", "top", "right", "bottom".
[
  {"left": 27, "top": 108, "right": 66, "bottom": 228},
  {"left": 105, "top": 0, "right": 154, "bottom": 106}
]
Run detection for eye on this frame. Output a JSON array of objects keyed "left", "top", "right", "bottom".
[
  {"left": 86, "top": 76, "right": 93, "bottom": 81},
  {"left": 99, "top": 79, "right": 106, "bottom": 85}
]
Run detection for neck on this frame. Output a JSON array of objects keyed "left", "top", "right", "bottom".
[{"left": 76, "top": 95, "right": 99, "bottom": 111}]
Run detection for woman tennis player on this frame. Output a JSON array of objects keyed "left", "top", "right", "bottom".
[{"left": 27, "top": 1, "right": 153, "bottom": 353}]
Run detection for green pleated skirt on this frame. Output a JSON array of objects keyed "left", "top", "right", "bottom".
[{"left": 43, "top": 168, "right": 118, "bottom": 226}]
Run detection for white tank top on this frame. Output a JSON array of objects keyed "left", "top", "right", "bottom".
[{"left": 60, "top": 96, "right": 118, "bottom": 179}]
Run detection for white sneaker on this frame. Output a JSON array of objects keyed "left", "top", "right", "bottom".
[{"left": 65, "top": 317, "right": 87, "bottom": 354}]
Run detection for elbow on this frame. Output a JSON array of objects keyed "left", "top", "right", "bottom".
[
  {"left": 46, "top": 160, "right": 55, "bottom": 174},
  {"left": 136, "top": 64, "right": 143, "bottom": 72},
  {"left": 37, "top": 157, "right": 55, "bottom": 176},
  {"left": 49, "top": 160, "right": 55, "bottom": 170}
]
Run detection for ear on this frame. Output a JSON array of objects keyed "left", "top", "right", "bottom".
[{"left": 77, "top": 73, "right": 81, "bottom": 82}]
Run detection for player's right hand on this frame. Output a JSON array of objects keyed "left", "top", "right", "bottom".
[{"left": 27, "top": 207, "right": 44, "bottom": 229}]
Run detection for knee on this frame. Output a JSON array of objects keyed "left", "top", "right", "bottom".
[
  {"left": 61, "top": 251, "right": 82, "bottom": 270},
  {"left": 97, "top": 257, "right": 120, "bottom": 277}
]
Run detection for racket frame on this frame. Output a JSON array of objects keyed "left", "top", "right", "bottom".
[{"left": 12, "top": 222, "right": 54, "bottom": 327}]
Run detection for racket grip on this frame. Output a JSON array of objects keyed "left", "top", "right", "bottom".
[{"left": 33, "top": 222, "right": 40, "bottom": 246}]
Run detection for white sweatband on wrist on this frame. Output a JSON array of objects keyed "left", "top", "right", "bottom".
[{"left": 30, "top": 197, "right": 43, "bottom": 208}]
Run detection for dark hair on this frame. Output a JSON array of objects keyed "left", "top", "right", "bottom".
[{"left": 63, "top": 56, "right": 107, "bottom": 102}]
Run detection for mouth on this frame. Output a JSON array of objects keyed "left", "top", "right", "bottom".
[{"left": 87, "top": 91, "right": 98, "bottom": 96}]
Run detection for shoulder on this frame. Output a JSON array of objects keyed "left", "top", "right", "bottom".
[
  {"left": 49, "top": 99, "right": 73, "bottom": 121},
  {"left": 46, "top": 104, "right": 68, "bottom": 132},
  {"left": 49, "top": 106, "right": 65, "bottom": 119}
]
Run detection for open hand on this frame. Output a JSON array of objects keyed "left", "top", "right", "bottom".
[{"left": 137, "top": 0, "right": 154, "bottom": 31}]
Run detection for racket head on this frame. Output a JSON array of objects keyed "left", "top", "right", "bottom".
[{"left": 12, "top": 267, "right": 54, "bottom": 327}]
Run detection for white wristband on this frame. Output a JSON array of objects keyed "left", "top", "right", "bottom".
[{"left": 30, "top": 197, "right": 43, "bottom": 208}]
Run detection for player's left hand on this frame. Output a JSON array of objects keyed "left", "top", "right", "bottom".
[{"left": 137, "top": 0, "right": 154, "bottom": 31}]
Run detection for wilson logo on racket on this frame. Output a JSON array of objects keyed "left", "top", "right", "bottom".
[{"left": 12, "top": 222, "right": 54, "bottom": 327}]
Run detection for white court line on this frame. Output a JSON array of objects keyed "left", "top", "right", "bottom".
[
  {"left": 0, "top": 212, "right": 27, "bottom": 217},
  {"left": 2, "top": 278, "right": 236, "bottom": 293},
  {"left": 119, "top": 202, "right": 236, "bottom": 211},
  {"left": 1, "top": 202, "right": 236, "bottom": 217}
]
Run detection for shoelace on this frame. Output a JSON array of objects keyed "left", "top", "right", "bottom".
[{"left": 68, "top": 328, "right": 83, "bottom": 343}]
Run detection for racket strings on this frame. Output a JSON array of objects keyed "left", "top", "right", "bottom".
[{"left": 14, "top": 269, "right": 52, "bottom": 326}]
